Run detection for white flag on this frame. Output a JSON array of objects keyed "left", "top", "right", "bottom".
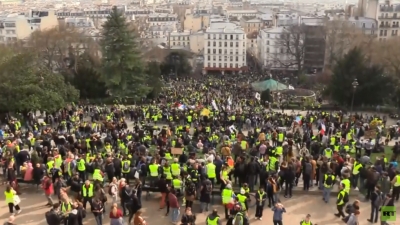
[{"left": 255, "top": 93, "right": 261, "bottom": 100}]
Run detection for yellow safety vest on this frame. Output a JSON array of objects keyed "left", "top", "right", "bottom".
[
  {"left": 4, "top": 191, "right": 14, "bottom": 204},
  {"left": 301, "top": 221, "right": 311, "bottom": 225},
  {"left": 240, "top": 141, "right": 247, "bottom": 150},
  {"left": 222, "top": 170, "right": 229, "bottom": 180},
  {"left": 324, "top": 149, "right": 332, "bottom": 158},
  {"left": 341, "top": 179, "right": 350, "bottom": 193},
  {"left": 172, "top": 179, "right": 181, "bottom": 188},
  {"left": 222, "top": 189, "right": 233, "bottom": 204},
  {"left": 149, "top": 164, "right": 159, "bottom": 177},
  {"left": 93, "top": 169, "right": 103, "bottom": 181},
  {"left": 352, "top": 162, "right": 362, "bottom": 175},
  {"left": 278, "top": 133, "right": 284, "bottom": 142},
  {"left": 337, "top": 190, "right": 346, "bottom": 205},
  {"left": 163, "top": 166, "right": 172, "bottom": 180},
  {"left": 324, "top": 174, "right": 335, "bottom": 188},
  {"left": 395, "top": 175, "right": 400, "bottom": 187},
  {"left": 47, "top": 161, "right": 54, "bottom": 174},
  {"left": 82, "top": 184, "right": 94, "bottom": 197},
  {"left": 171, "top": 163, "right": 180, "bottom": 176},
  {"left": 61, "top": 202, "right": 71, "bottom": 212},
  {"left": 207, "top": 216, "right": 219, "bottom": 225},
  {"left": 276, "top": 146, "right": 283, "bottom": 155},
  {"left": 77, "top": 159, "right": 85, "bottom": 171},
  {"left": 207, "top": 163, "right": 216, "bottom": 179}
]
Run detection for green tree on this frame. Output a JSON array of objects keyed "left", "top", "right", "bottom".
[
  {"left": 160, "top": 51, "right": 192, "bottom": 76},
  {"left": 145, "top": 61, "right": 163, "bottom": 99},
  {"left": 0, "top": 51, "right": 79, "bottom": 113},
  {"left": 100, "top": 6, "right": 150, "bottom": 98},
  {"left": 328, "top": 47, "right": 393, "bottom": 106},
  {"left": 68, "top": 52, "right": 108, "bottom": 99}
]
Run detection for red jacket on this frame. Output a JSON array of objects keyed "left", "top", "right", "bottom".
[{"left": 42, "top": 177, "right": 53, "bottom": 195}]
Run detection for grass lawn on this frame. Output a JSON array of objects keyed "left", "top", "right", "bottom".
[{"left": 349, "top": 146, "right": 395, "bottom": 164}]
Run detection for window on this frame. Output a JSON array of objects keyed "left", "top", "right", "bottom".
[
  {"left": 207, "top": 49, "right": 210, "bottom": 54},
  {"left": 380, "top": 30, "right": 383, "bottom": 36},
  {"left": 213, "top": 41, "right": 216, "bottom": 47},
  {"left": 213, "top": 34, "right": 216, "bottom": 39},
  {"left": 219, "top": 63, "right": 221, "bottom": 67},
  {"left": 225, "top": 35, "right": 227, "bottom": 39},
  {"left": 230, "top": 63, "right": 233, "bottom": 68},
  {"left": 208, "top": 34, "right": 210, "bottom": 39},
  {"left": 236, "top": 42, "right": 239, "bottom": 47},
  {"left": 213, "top": 56, "right": 216, "bottom": 60},
  {"left": 219, "top": 42, "right": 222, "bottom": 47},
  {"left": 230, "top": 56, "right": 233, "bottom": 61},
  {"left": 230, "top": 42, "right": 233, "bottom": 47},
  {"left": 224, "top": 49, "right": 227, "bottom": 54},
  {"left": 236, "top": 35, "right": 239, "bottom": 40},
  {"left": 224, "top": 63, "right": 227, "bottom": 67},
  {"left": 230, "top": 35, "right": 233, "bottom": 39},
  {"left": 267, "top": 33, "right": 270, "bottom": 38},
  {"left": 4, "top": 23, "right": 15, "bottom": 27},
  {"left": 266, "top": 47, "right": 269, "bottom": 53},
  {"left": 218, "top": 56, "right": 221, "bottom": 61},
  {"left": 362, "top": 23, "right": 365, "bottom": 28},
  {"left": 213, "top": 49, "right": 216, "bottom": 53},
  {"left": 267, "top": 40, "right": 269, "bottom": 45},
  {"left": 208, "top": 63, "right": 211, "bottom": 67},
  {"left": 219, "top": 49, "right": 222, "bottom": 54},
  {"left": 208, "top": 41, "right": 210, "bottom": 46},
  {"left": 235, "top": 63, "right": 238, "bottom": 68},
  {"left": 207, "top": 56, "right": 210, "bottom": 60},
  {"left": 213, "top": 63, "right": 216, "bottom": 67},
  {"left": 224, "top": 42, "right": 227, "bottom": 47},
  {"left": 384, "top": 30, "right": 387, "bottom": 36}
]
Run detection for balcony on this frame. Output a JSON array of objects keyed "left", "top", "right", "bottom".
[
  {"left": 379, "top": 23, "right": 391, "bottom": 28},
  {"left": 380, "top": 6, "right": 394, "bottom": 12}
]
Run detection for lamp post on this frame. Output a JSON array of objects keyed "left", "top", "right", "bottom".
[{"left": 350, "top": 78, "right": 359, "bottom": 115}]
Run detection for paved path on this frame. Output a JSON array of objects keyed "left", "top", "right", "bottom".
[{"left": 1, "top": 186, "right": 398, "bottom": 225}]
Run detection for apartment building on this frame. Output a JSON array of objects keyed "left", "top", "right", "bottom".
[
  {"left": 189, "top": 30, "right": 205, "bottom": 54},
  {"left": 225, "top": 10, "right": 259, "bottom": 20},
  {"left": 378, "top": 2, "right": 400, "bottom": 40},
  {"left": 147, "top": 13, "right": 178, "bottom": 26},
  {"left": 275, "top": 12, "right": 298, "bottom": 27},
  {"left": 258, "top": 27, "right": 299, "bottom": 70},
  {"left": 65, "top": 17, "right": 95, "bottom": 28},
  {"left": 0, "top": 10, "right": 58, "bottom": 43},
  {"left": 203, "top": 22, "right": 247, "bottom": 74},
  {"left": 168, "top": 30, "right": 190, "bottom": 49},
  {"left": 347, "top": 16, "right": 377, "bottom": 36},
  {"left": 184, "top": 9, "right": 210, "bottom": 31},
  {"left": 240, "top": 17, "right": 263, "bottom": 33}
]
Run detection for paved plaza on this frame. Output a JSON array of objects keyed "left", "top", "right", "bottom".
[{"left": 0, "top": 185, "right": 398, "bottom": 225}]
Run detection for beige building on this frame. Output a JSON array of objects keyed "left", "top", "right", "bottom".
[
  {"left": 184, "top": 13, "right": 209, "bottom": 31},
  {"left": 0, "top": 10, "right": 58, "bottom": 43},
  {"left": 358, "top": 0, "right": 399, "bottom": 40},
  {"left": 240, "top": 17, "right": 263, "bottom": 33},
  {"left": 168, "top": 30, "right": 191, "bottom": 49},
  {"left": 189, "top": 31, "right": 205, "bottom": 54}
]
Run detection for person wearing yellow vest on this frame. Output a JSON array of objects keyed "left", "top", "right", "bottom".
[
  {"left": 277, "top": 131, "right": 284, "bottom": 146},
  {"left": 300, "top": 214, "right": 314, "bottom": 225},
  {"left": 255, "top": 187, "right": 266, "bottom": 220},
  {"left": 172, "top": 176, "right": 182, "bottom": 193},
  {"left": 340, "top": 177, "right": 350, "bottom": 194},
  {"left": 221, "top": 184, "right": 235, "bottom": 219},
  {"left": 205, "top": 159, "right": 216, "bottom": 185},
  {"left": 148, "top": 160, "right": 160, "bottom": 187},
  {"left": 323, "top": 148, "right": 333, "bottom": 159},
  {"left": 236, "top": 189, "right": 248, "bottom": 212},
  {"left": 335, "top": 184, "right": 348, "bottom": 218},
  {"left": 171, "top": 158, "right": 181, "bottom": 177},
  {"left": 322, "top": 171, "right": 335, "bottom": 203},
  {"left": 390, "top": 171, "right": 400, "bottom": 201},
  {"left": 81, "top": 180, "right": 94, "bottom": 209},
  {"left": 163, "top": 162, "right": 173, "bottom": 183},
  {"left": 93, "top": 168, "right": 104, "bottom": 183},
  {"left": 240, "top": 140, "right": 248, "bottom": 151},
  {"left": 351, "top": 160, "right": 363, "bottom": 191},
  {"left": 206, "top": 209, "right": 220, "bottom": 225},
  {"left": 76, "top": 155, "right": 86, "bottom": 181},
  {"left": 121, "top": 156, "right": 131, "bottom": 183},
  {"left": 220, "top": 165, "right": 230, "bottom": 189},
  {"left": 4, "top": 185, "right": 21, "bottom": 215},
  {"left": 61, "top": 200, "right": 72, "bottom": 214}
]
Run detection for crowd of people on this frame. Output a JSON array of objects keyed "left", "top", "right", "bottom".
[{"left": 0, "top": 76, "right": 399, "bottom": 225}]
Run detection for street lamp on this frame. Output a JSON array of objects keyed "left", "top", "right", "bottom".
[{"left": 350, "top": 78, "right": 359, "bottom": 115}]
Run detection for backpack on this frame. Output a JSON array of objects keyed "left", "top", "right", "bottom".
[
  {"left": 108, "top": 184, "right": 116, "bottom": 196},
  {"left": 374, "top": 191, "right": 383, "bottom": 207},
  {"left": 325, "top": 175, "right": 334, "bottom": 186},
  {"left": 304, "top": 163, "right": 312, "bottom": 175},
  {"left": 123, "top": 161, "right": 129, "bottom": 171},
  {"left": 45, "top": 210, "right": 55, "bottom": 225}
]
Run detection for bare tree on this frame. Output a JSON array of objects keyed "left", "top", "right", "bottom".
[
  {"left": 26, "top": 24, "right": 97, "bottom": 73},
  {"left": 274, "top": 25, "right": 306, "bottom": 72},
  {"left": 324, "top": 19, "right": 375, "bottom": 69},
  {"left": 371, "top": 38, "right": 400, "bottom": 82}
]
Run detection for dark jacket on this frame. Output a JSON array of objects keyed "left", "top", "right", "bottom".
[
  {"left": 67, "top": 209, "right": 80, "bottom": 225},
  {"left": 45, "top": 209, "right": 62, "bottom": 225}
]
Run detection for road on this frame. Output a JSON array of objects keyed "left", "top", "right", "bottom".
[{"left": 1, "top": 186, "right": 398, "bottom": 225}]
